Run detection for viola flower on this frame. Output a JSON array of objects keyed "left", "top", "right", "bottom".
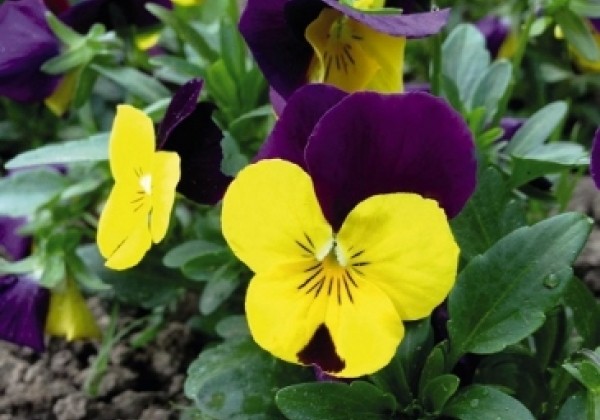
[
  {"left": 568, "top": 18, "right": 600, "bottom": 72},
  {"left": 591, "top": 129, "right": 600, "bottom": 189},
  {"left": 45, "top": 278, "right": 102, "bottom": 340},
  {"left": 475, "top": 15, "right": 517, "bottom": 59},
  {"left": 97, "top": 105, "right": 180, "bottom": 270},
  {"left": 157, "top": 79, "right": 233, "bottom": 205},
  {"left": 240, "top": 0, "right": 450, "bottom": 99},
  {"left": 0, "top": 0, "right": 62, "bottom": 103},
  {"left": 222, "top": 85, "right": 477, "bottom": 377}
]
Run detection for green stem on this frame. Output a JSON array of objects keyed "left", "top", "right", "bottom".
[
  {"left": 430, "top": 33, "right": 442, "bottom": 96},
  {"left": 491, "top": 11, "right": 536, "bottom": 127}
]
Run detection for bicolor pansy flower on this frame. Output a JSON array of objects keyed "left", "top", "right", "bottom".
[
  {"left": 239, "top": 0, "right": 450, "bottom": 99},
  {"left": 0, "top": 0, "right": 62, "bottom": 103},
  {"left": 96, "top": 105, "right": 181, "bottom": 270},
  {"left": 475, "top": 15, "right": 517, "bottom": 59},
  {"left": 222, "top": 85, "right": 477, "bottom": 377}
]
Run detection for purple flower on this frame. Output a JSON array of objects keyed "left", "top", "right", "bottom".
[
  {"left": 60, "top": 0, "right": 172, "bottom": 33},
  {"left": 0, "top": 216, "right": 49, "bottom": 352},
  {"left": 158, "top": 79, "right": 233, "bottom": 204},
  {"left": 0, "top": 0, "right": 62, "bottom": 102},
  {"left": 240, "top": 0, "right": 450, "bottom": 99},
  {"left": 591, "top": 129, "right": 600, "bottom": 189},
  {"left": 499, "top": 117, "right": 526, "bottom": 142},
  {"left": 256, "top": 84, "right": 477, "bottom": 230},
  {"left": 475, "top": 15, "right": 515, "bottom": 59}
]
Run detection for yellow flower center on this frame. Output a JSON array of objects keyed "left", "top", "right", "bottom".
[{"left": 139, "top": 173, "right": 152, "bottom": 195}]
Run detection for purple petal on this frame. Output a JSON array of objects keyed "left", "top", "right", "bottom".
[
  {"left": 60, "top": 0, "right": 171, "bottom": 33},
  {"left": 158, "top": 80, "right": 232, "bottom": 204},
  {"left": 590, "top": 18, "right": 600, "bottom": 33},
  {"left": 269, "top": 86, "right": 287, "bottom": 117},
  {"left": 0, "top": 0, "right": 61, "bottom": 102},
  {"left": 158, "top": 78, "right": 203, "bottom": 145},
  {"left": 0, "top": 216, "right": 31, "bottom": 261},
  {"left": 0, "top": 275, "right": 49, "bottom": 352},
  {"left": 405, "top": 81, "right": 431, "bottom": 93},
  {"left": 321, "top": 0, "right": 449, "bottom": 38},
  {"left": 256, "top": 84, "right": 347, "bottom": 168},
  {"left": 239, "top": 0, "right": 323, "bottom": 98},
  {"left": 499, "top": 117, "right": 526, "bottom": 142},
  {"left": 305, "top": 92, "right": 477, "bottom": 229},
  {"left": 591, "top": 128, "right": 600, "bottom": 189},
  {"left": 475, "top": 16, "right": 511, "bottom": 58}
]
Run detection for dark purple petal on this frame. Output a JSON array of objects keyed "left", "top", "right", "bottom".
[
  {"left": 239, "top": 0, "right": 323, "bottom": 98},
  {"left": 475, "top": 16, "right": 511, "bottom": 58},
  {"left": 158, "top": 80, "right": 232, "bottom": 204},
  {"left": 269, "top": 87, "right": 287, "bottom": 117},
  {"left": 256, "top": 84, "right": 347, "bottom": 168},
  {"left": 0, "top": 0, "right": 61, "bottom": 102},
  {"left": 499, "top": 117, "right": 525, "bottom": 142},
  {"left": 305, "top": 92, "right": 477, "bottom": 229},
  {"left": 591, "top": 128, "right": 600, "bottom": 189},
  {"left": 0, "top": 216, "right": 31, "bottom": 261},
  {"left": 321, "top": 0, "right": 449, "bottom": 37},
  {"left": 0, "top": 275, "right": 49, "bottom": 352},
  {"left": 405, "top": 81, "right": 430, "bottom": 93},
  {"left": 60, "top": 0, "right": 171, "bottom": 33},
  {"left": 590, "top": 18, "right": 600, "bottom": 33},
  {"left": 158, "top": 78, "right": 203, "bottom": 144}
]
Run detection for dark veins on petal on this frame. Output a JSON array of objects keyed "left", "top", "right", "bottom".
[{"left": 297, "top": 323, "right": 345, "bottom": 373}]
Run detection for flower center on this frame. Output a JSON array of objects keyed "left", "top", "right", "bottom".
[{"left": 139, "top": 174, "right": 152, "bottom": 195}]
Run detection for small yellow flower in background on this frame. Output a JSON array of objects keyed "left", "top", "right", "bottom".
[
  {"left": 172, "top": 0, "right": 204, "bottom": 6},
  {"left": 97, "top": 105, "right": 180, "bottom": 270},
  {"left": 45, "top": 278, "right": 102, "bottom": 341}
]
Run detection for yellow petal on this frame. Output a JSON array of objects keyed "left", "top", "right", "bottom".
[
  {"left": 246, "top": 261, "right": 403, "bottom": 378},
  {"left": 109, "top": 105, "right": 155, "bottom": 183},
  {"left": 571, "top": 31, "right": 600, "bottom": 72},
  {"left": 97, "top": 182, "right": 152, "bottom": 270},
  {"left": 336, "top": 193, "right": 459, "bottom": 321},
  {"left": 306, "top": 9, "right": 380, "bottom": 92},
  {"left": 348, "top": 20, "right": 405, "bottom": 93},
  {"left": 221, "top": 159, "right": 333, "bottom": 273},
  {"left": 150, "top": 151, "right": 180, "bottom": 243},
  {"left": 135, "top": 31, "right": 161, "bottom": 51},
  {"left": 45, "top": 278, "right": 102, "bottom": 341},
  {"left": 44, "top": 70, "right": 79, "bottom": 116},
  {"left": 497, "top": 32, "right": 518, "bottom": 59}
]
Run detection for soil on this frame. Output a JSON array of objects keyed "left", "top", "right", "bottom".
[
  {"left": 0, "top": 295, "right": 204, "bottom": 420},
  {"left": 1, "top": 178, "right": 600, "bottom": 420}
]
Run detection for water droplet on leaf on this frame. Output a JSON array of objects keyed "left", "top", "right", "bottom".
[{"left": 543, "top": 274, "right": 560, "bottom": 289}]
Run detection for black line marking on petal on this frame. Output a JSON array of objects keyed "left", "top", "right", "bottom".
[
  {"left": 133, "top": 202, "right": 144, "bottom": 212},
  {"left": 352, "top": 261, "right": 371, "bottom": 267},
  {"left": 343, "top": 44, "right": 355, "bottom": 65},
  {"left": 297, "top": 324, "right": 345, "bottom": 373},
  {"left": 327, "top": 277, "right": 333, "bottom": 296},
  {"left": 314, "top": 279, "right": 325, "bottom": 298},
  {"left": 304, "top": 233, "right": 315, "bottom": 249},
  {"left": 295, "top": 240, "right": 312, "bottom": 254},
  {"left": 350, "top": 266, "right": 364, "bottom": 276},
  {"left": 352, "top": 34, "right": 363, "bottom": 40},
  {"left": 304, "top": 263, "right": 321, "bottom": 273},
  {"left": 325, "top": 55, "right": 333, "bottom": 81},
  {"left": 131, "top": 196, "right": 145, "bottom": 204},
  {"left": 337, "top": 278, "right": 342, "bottom": 305},
  {"left": 351, "top": 249, "right": 364, "bottom": 259},
  {"left": 306, "top": 276, "right": 325, "bottom": 295},
  {"left": 343, "top": 278, "right": 354, "bottom": 303},
  {"left": 345, "top": 271, "right": 358, "bottom": 288},
  {"left": 298, "top": 267, "right": 323, "bottom": 290}
]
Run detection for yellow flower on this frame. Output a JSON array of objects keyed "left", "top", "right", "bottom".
[
  {"left": 45, "top": 278, "right": 102, "bottom": 341},
  {"left": 97, "top": 105, "right": 180, "bottom": 270},
  {"left": 222, "top": 160, "right": 459, "bottom": 378},
  {"left": 305, "top": 2, "right": 406, "bottom": 93}
]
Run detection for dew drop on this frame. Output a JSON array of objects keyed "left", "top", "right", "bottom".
[{"left": 543, "top": 274, "right": 560, "bottom": 289}]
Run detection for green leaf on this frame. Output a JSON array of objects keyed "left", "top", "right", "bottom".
[
  {"left": 220, "top": 133, "right": 249, "bottom": 176},
  {"left": 451, "top": 167, "right": 526, "bottom": 261},
  {"left": 564, "top": 278, "right": 600, "bottom": 348},
  {"left": 199, "top": 264, "right": 240, "bottom": 315},
  {"left": 471, "top": 60, "right": 512, "bottom": 124},
  {"left": 91, "top": 64, "right": 170, "bottom": 104},
  {"left": 419, "top": 342, "right": 449, "bottom": 398},
  {"left": 45, "top": 11, "right": 81, "bottom": 45},
  {"left": 146, "top": 4, "right": 217, "bottom": 62},
  {"left": 276, "top": 381, "right": 397, "bottom": 420},
  {"left": 442, "top": 385, "right": 535, "bottom": 420},
  {"left": 163, "top": 240, "right": 227, "bottom": 268},
  {"left": 185, "top": 338, "right": 311, "bottom": 419},
  {"left": 5, "top": 133, "right": 109, "bottom": 169},
  {"left": 563, "top": 349, "right": 600, "bottom": 392},
  {"left": 557, "top": 392, "right": 587, "bottom": 420},
  {"left": 0, "top": 168, "right": 68, "bottom": 217},
  {"left": 422, "top": 374, "right": 460, "bottom": 414},
  {"left": 77, "top": 244, "right": 184, "bottom": 308},
  {"left": 442, "top": 24, "right": 490, "bottom": 107},
  {"left": 505, "top": 101, "right": 568, "bottom": 156},
  {"left": 570, "top": 0, "right": 600, "bottom": 17},
  {"left": 215, "top": 315, "right": 249, "bottom": 339},
  {"left": 370, "top": 318, "right": 433, "bottom": 404},
  {"left": 448, "top": 213, "right": 592, "bottom": 359},
  {"left": 555, "top": 8, "right": 600, "bottom": 61}
]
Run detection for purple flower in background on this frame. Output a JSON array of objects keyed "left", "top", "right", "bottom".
[
  {"left": 158, "top": 79, "right": 233, "bottom": 204},
  {"left": 60, "top": 0, "right": 172, "bottom": 33},
  {"left": 0, "top": 0, "right": 62, "bottom": 102},
  {"left": 240, "top": 0, "right": 450, "bottom": 99},
  {"left": 499, "top": 117, "right": 526, "bottom": 141},
  {"left": 256, "top": 84, "right": 477, "bottom": 229},
  {"left": 591, "top": 129, "right": 600, "bottom": 189},
  {"left": 0, "top": 216, "right": 50, "bottom": 352},
  {"left": 475, "top": 15, "right": 516, "bottom": 59}
]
